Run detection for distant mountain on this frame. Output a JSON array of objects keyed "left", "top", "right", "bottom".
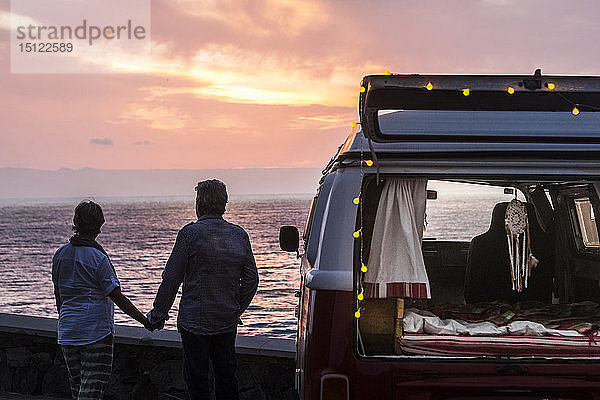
[{"left": 0, "top": 167, "right": 323, "bottom": 198}]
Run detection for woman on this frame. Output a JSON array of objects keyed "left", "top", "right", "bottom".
[{"left": 52, "top": 200, "right": 152, "bottom": 400}]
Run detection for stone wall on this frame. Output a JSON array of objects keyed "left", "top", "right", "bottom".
[{"left": 0, "top": 314, "right": 297, "bottom": 400}]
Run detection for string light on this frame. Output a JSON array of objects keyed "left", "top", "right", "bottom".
[
  {"left": 462, "top": 88, "right": 470, "bottom": 96},
  {"left": 572, "top": 106, "right": 580, "bottom": 115},
  {"left": 507, "top": 87, "right": 515, "bottom": 94},
  {"left": 426, "top": 82, "right": 433, "bottom": 91},
  {"left": 356, "top": 122, "right": 367, "bottom": 322},
  {"left": 361, "top": 264, "right": 367, "bottom": 273},
  {"left": 547, "top": 83, "right": 555, "bottom": 90},
  {"left": 360, "top": 86, "right": 366, "bottom": 93}
]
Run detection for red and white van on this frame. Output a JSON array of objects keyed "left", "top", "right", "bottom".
[{"left": 280, "top": 71, "right": 600, "bottom": 400}]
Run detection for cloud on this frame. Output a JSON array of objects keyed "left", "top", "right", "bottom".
[
  {"left": 89, "top": 138, "right": 114, "bottom": 145},
  {"left": 481, "top": 0, "right": 514, "bottom": 5},
  {"left": 168, "top": 0, "right": 328, "bottom": 38},
  {"left": 135, "top": 140, "right": 152, "bottom": 145},
  {"left": 120, "top": 104, "right": 189, "bottom": 130},
  {"left": 0, "top": 10, "right": 39, "bottom": 31}
]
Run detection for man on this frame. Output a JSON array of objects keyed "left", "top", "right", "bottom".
[
  {"left": 52, "top": 200, "right": 153, "bottom": 400},
  {"left": 148, "top": 179, "right": 259, "bottom": 400}
]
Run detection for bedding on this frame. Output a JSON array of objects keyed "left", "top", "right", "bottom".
[
  {"left": 398, "top": 301, "right": 600, "bottom": 356},
  {"left": 403, "top": 300, "right": 600, "bottom": 336},
  {"left": 399, "top": 334, "right": 600, "bottom": 357}
]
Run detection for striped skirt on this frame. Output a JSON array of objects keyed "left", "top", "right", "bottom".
[{"left": 61, "top": 334, "right": 114, "bottom": 400}]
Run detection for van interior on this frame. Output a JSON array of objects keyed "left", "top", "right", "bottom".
[{"left": 356, "top": 176, "right": 600, "bottom": 359}]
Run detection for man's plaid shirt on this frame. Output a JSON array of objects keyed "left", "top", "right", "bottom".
[{"left": 149, "top": 214, "right": 259, "bottom": 335}]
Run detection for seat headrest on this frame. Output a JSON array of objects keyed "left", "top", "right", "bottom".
[
  {"left": 487, "top": 201, "right": 543, "bottom": 235},
  {"left": 489, "top": 202, "right": 509, "bottom": 233}
]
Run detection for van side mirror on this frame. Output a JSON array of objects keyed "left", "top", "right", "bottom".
[{"left": 279, "top": 226, "right": 300, "bottom": 254}]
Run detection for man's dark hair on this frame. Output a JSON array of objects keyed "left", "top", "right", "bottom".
[
  {"left": 195, "top": 179, "right": 228, "bottom": 216},
  {"left": 72, "top": 200, "right": 105, "bottom": 236}
]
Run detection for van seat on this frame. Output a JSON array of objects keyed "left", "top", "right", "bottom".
[{"left": 464, "top": 202, "right": 553, "bottom": 304}]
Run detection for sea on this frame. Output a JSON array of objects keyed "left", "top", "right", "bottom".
[{"left": 0, "top": 189, "right": 517, "bottom": 339}]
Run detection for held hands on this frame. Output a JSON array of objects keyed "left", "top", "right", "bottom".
[
  {"left": 142, "top": 316, "right": 156, "bottom": 332},
  {"left": 142, "top": 310, "right": 167, "bottom": 332},
  {"left": 142, "top": 316, "right": 165, "bottom": 332},
  {"left": 147, "top": 319, "right": 165, "bottom": 332}
]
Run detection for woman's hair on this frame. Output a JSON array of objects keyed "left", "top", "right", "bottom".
[
  {"left": 195, "top": 179, "right": 228, "bottom": 215},
  {"left": 72, "top": 200, "right": 105, "bottom": 236}
]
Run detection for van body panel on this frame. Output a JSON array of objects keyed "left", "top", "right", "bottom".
[
  {"left": 306, "top": 173, "right": 335, "bottom": 266},
  {"left": 304, "top": 269, "right": 352, "bottom": 291},
  {"left": 300, "top": 291, "right": 600, "bottom": 400},
  {"left": 340, "top": 149, "right": 600, "bottom": 178},
  {"left": 292, "top": 73, "right": 600, "bottom": 399},
  {"left": 346, "top": 138, "right": 600, "bottom": 156},
  {"left": 312, "top": 168, "right": 361, "bottom": 273}
]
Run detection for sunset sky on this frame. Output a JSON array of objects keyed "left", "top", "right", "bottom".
[{"left": 2, "top": 0, "right": 600, "bottom": 171}]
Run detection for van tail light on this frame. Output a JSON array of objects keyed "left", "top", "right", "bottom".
[{"left": 320, "top": 374, "right": 349, "bottom": 400}]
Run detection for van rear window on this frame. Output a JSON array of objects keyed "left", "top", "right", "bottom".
[{"left": 574, "top": 197, "right": 600, "bottom": 248}]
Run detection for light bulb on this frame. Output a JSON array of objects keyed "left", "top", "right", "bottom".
[
  {"left": 384, "top": 71, "right": 391, "bottom": 75},
  {"left": 547, "top": 83, "right": 555, "bottom": 90},
  {"left": 426, "top": 82, "right": 433, "bottom": 91},
  {"left": 353, "top": 230, "right": 361, "bottom": 238},
  {"left": 361, "top": 264, "right": 367, "bottom": 273},
  {"left": 462, "top": 88, "right": 470, "bottom": 96},
  {"left": 353, "top": 197, "right": 360, "bottom": 205},
  {"left": 507, "top": 87, "right": 515, "bottom": 94},
  {"left": 365, "top": 160, "right": 374, "bottom": 167},
  {"left": 360, "top": 86, "right": 366, "bottom": 93},
  {"left": 350, "top": 121, "right": 357, "bottom": 127},
  {"left": 573, "top": 107, "right": 580, "bottom": 115},
  {"left": 357, "top": 293, "right": 364, "bottom": 301},
  {"left": 354, "top": 310, "right": 361, "bottom": 318}
]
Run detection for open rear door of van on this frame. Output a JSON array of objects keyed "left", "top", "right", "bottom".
[{"left": 359, "top": 71, "right": 600, "bottom": 144}]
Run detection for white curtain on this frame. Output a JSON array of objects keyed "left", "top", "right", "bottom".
[{"left": 364, "top": 178, "right": 431, "bottom": 299}]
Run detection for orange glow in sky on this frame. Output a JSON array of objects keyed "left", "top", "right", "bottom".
[{"left": 1, "top": 0, "right": 600, "bottom": 170}]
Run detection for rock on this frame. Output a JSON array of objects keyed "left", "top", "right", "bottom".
[
  {"left": 157, "top": 393, "right": 186, "bottom": 400},
  {"left": 31, "top": 352, "right": 53, "bottom": 371},
  {"left": 6, "top": 347, "right": 32, "bottom": 367},
  {"left": 41, "top": 365, "right": 70, "bottom": 397},
  {"left": 132, "top": 383, "right": 158, "bottom": 400},
  {"left": 11, "top": 366, "right": 41, "bottom": 394},
  {"left": 104, "top": 372, "right": 129, "bottom": 400},
  {"left": 282, "top": 388, "right": 299, "bottom": 400},
  {"left": 115, "top": 357, "right": 144, "bottom": 384},
  {"left": 239, "top": 388, "right": 266, "bottom": 400},
  {"left": 0, "top": 350, "right": 11, "bottom": 391},
  {"left": 54, "top": 350, "right": 66, "bottom": 365},
  {"left": 138, "top": 355, "right": 157, "bottom": 375},
  {"left": 248, "top": 360, "right": 265, "bottom": 384},
  {"left": 149, "top": 360, "right": 185, "bottom": 392},
  {"left": 237, "top": 364, "right": 255, "bottom": 390}
]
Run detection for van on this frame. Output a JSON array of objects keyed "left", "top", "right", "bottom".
[{"left": 279, "top": 70, "right": 600, "bottom": 400}]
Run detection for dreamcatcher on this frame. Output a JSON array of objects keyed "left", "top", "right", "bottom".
[{"left": 505, "top": 198, "right": 539, "bottom": 292}]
